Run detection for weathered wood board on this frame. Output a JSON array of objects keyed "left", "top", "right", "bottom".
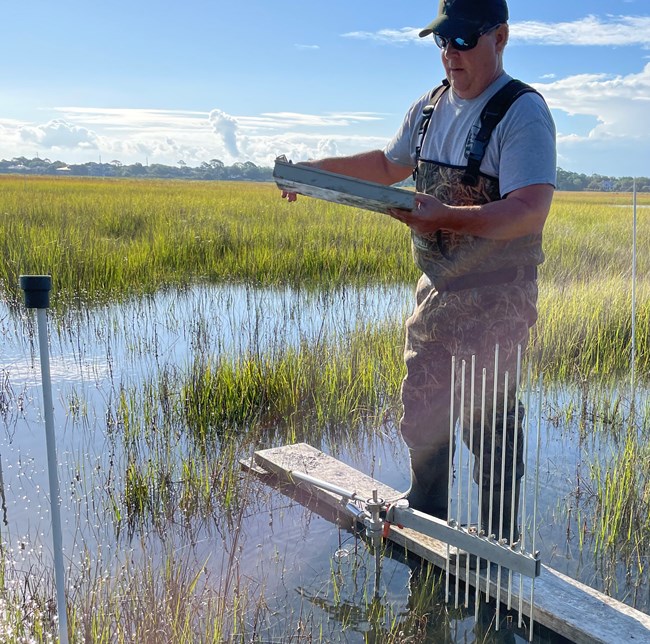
[
  {"left": 273, "top": 158, "right": 415, "bottom": 214},
  {"left": 242, "top": 442, "right": 650, "bottom": 644}
]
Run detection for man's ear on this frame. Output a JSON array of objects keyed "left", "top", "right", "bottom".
[{"left": 495, "top": 24, "right": 509, "bottom": 52}]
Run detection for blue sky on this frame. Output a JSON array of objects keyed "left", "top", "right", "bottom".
[{"left": 1, "top": 0, "right": 649, "bottom": 176}]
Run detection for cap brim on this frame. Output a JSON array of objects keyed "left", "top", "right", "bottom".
[{"left": 418, "top": 16, "right": 483, "bottom": 39}]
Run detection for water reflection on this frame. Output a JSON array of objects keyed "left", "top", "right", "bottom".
[{"left": 0, "top": 283, "right": 647, "bottom": 640}]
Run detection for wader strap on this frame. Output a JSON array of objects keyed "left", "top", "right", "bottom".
[
  {"left": 462, "top": 79, "right": 540, "bottom": 187},
  {"left": 413, "top": 80, "right": 450, "bottom": 180},
  {"left": 435, "top": 265, "right": 537, "bottom": 293}
]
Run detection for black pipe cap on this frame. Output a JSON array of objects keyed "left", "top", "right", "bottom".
[{"left": 19, "top": 275, "right": 52, "bottom": 309}]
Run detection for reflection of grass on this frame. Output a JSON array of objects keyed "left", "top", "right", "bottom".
[{"left": 588, "top": 427, "right": 650, "bottom": 603}]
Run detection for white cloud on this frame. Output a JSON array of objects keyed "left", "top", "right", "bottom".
[
  {"left": 239, "top": 112, "right": 384, "bottom": 131},
  {"left": 342, "top": 15, "right": 650, "bottom": 48},
  {"left": 537, "top": 63, "right": 650, "bottom": 139},
  {"left": 512, "top": 15, "right": 650, "bottom": 46},
  {"left": 19, "top": 119, "right": 98, "bottom": 149},
  {"left": 295, "top": 44, "right": 319, "bottom": 50},
  {"left": 208, "top": 109, "right": 240, "bottom": 157},
  {"left": 342, "top": 27, "right": 421, "bottom": 44},
  {"left": 534, "top": 62, "right": 650, "bottom": 173},
  {"left": 0, "top": 105, "right": 388, "bottom": 167}
]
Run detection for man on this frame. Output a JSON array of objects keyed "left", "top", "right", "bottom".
[{"left": 282, "top": 0, "right": 556, "bottom": 543}]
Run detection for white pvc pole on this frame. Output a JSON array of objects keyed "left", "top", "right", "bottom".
[{"left": 20, "top": 276, "right": 68, "bottom": 644}]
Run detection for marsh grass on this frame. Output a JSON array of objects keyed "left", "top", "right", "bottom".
[
  {"left": 2, "top": 178, "right": 650, "bottom": 640},
  {"left": 2, "top": 176, "right": 649, "bottom": 383},
  {"left": 0, "top": 176, "right": 414, "bottom": 306}
]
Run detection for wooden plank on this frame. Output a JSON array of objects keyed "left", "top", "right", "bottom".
[
  {"left": 273, "top": 158, "right": 415, "bottom": 215},
  {"left": 244, "top": 443, "right": 650, "bottom": 644}
]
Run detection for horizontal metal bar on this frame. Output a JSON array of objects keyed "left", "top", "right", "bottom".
[
  {"left": 287, "top": 469, "right": 363, "bottom": 503},
  {"left": 387, "top": 504, "right": 540, "bottom": 578}
]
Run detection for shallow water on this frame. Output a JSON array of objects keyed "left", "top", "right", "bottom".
[{"left": 0, "top": 284, "right": 646, "bottom": 641}]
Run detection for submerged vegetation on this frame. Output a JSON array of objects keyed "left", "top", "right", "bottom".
[{"left": 0, "top": 176, "right": 649, "bottom": 641}]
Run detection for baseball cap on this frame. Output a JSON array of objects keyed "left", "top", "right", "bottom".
[{"left": 419, "top": 0, "right": 509, "bottom": 39}]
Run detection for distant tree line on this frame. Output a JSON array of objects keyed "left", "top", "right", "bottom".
[
  {"left": 0, "top": 157, "right": 273, "bottom": 182},
  {"left": 1, "top": 157, "right": 648, "bottom": 192}
]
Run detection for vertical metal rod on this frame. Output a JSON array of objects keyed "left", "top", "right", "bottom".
[
  {"left": 474, "top": 366, "right": 487, "bottom": 621},
  {"left": 529, "top": 373, "right": 544, "bottom": 642},
  {"left": 486, "top": 344, "right": 499, "bottom": 603},
  {"left": 454, "top": 359, "right": 466, "bottom": 609},
  {"left": 36, "top": 311, "right": 69, "bottom": 644},
  {"left": 445, "top": 355, "right": 456, "bottom": 603},
  {"left": 495, "top": 369, "right": 509, "bottom": 631},
  {"left": 508, "top": 345, "right": 523, "bottom": 610},
  {"left": 372, "top": 489, "right": 381, "bottom": 599},
  {"left": 465, "top": 355, "right": 475, "bottom": 608},
  {"left": 631, "top": 179, "right": 637, "bottom": 398},
  {"left": 519, "top": 361, "right": 533, "bottom": 627}
]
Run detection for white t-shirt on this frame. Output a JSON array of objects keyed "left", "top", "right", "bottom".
[{"left": 384, "top": 73, "right": 556, "bottom": 197}]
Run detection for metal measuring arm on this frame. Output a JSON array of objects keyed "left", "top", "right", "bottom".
[{"left": 385, "top": 499, "right": 541, "bottom": 578}]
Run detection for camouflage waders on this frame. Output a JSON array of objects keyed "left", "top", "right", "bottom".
[{"left": 401, "top": 161, "right": 542, "bottom": 540}]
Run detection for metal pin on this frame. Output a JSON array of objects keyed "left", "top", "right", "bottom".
[
  {"left": 454, "top": 359, "right": 467, "bottom": 609},
  {"left": 445, "top": 355, "right": 456, "bottom": 603},
  {"left": 465, "top": 355, "right": 475, "bottom": 608},
  {"left": 495, "top": 368, "right": 510, "bottom": 631},
  {"left": 475, "top": 365, "right": 487, "bottom": 621}
]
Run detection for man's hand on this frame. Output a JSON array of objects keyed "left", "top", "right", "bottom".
[
  {"left": 389, "top": 192, "right": 450, "bottom": 235},
  {"left": 281, "top": 189, "right": 298, "bottom": 202}
]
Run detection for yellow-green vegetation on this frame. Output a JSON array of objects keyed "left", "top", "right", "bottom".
[
  {"left": 2, "top": 176, "right": 649, "bottom": 381},
  {"left": 1, "top": 176, "right": 650, "bottom": 641},
  {"left": 0, "top": 175, "right": 415, "bottom": 305}
]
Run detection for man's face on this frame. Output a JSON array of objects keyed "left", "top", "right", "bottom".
[{"left": 440, "top": 24, "right": 508, "bottom": 99}]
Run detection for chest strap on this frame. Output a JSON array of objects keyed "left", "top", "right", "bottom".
[
  {"left": 414, "top": 79, "right": 541, "bottom": 187},
  {"left": 462, "top": 79, "right": 540, "bottom": 187}
]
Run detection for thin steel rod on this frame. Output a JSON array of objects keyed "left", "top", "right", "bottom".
[
  {"left": 529, "top": 373, "right": 544, "bottom": 642},
  {"left": 486, "top": 344, "right": 499, "bottom": 602},
  {"left": 508, "top": 345, "right": 522, "bottom": 610},
  {"left": 631, "top": 179, "right": 637, "bottom": 397},
  {"left": 495, "top": 369, "right": 509, "bottom": 631},
  {"left": 465, "top": 356, "right": 475, "bottom": 608},
  {"left": 454, "top": 359, "right": 466, "bottom": 609},
  {"left": 445, "top": 355, "right": 456, "bottom": 603},
  {"left": 519, "top": 361, "right": 533, "bottom": 627},
  {"left": 475, "top": 366, "right": 487, "bottom": 620}
]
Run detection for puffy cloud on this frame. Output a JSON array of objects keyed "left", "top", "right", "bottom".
[
  {"left": 19, "top": 119, "right": 98, "bottom": 149},
  {"left": 537, "top": 62, "right": 650, "bottom": 140},
  {"left": 533, "top": 62, "right": 650, "bottom": 173},
  {"left": 208, "top": 109, "right": 240, "bottom": 157}
]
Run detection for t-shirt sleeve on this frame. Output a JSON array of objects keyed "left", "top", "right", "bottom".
[
  {"left": 496, "top": 93, "right": 557, "bottom": 197},
  {"left": 384, "top": 92, "right": 432, "bottom": 168}
]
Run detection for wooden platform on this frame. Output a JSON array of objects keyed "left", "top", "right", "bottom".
[{"left": 242, "top": 442, "right": 650, "bottom": 644}]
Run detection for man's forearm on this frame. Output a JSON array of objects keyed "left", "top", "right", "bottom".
[{"left": 308, "top": 150, "right": 412, "bottom": 186}]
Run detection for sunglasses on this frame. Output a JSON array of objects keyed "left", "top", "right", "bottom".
[{"left": 433, "top": 24, "right": 499, "bottom": 52}]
